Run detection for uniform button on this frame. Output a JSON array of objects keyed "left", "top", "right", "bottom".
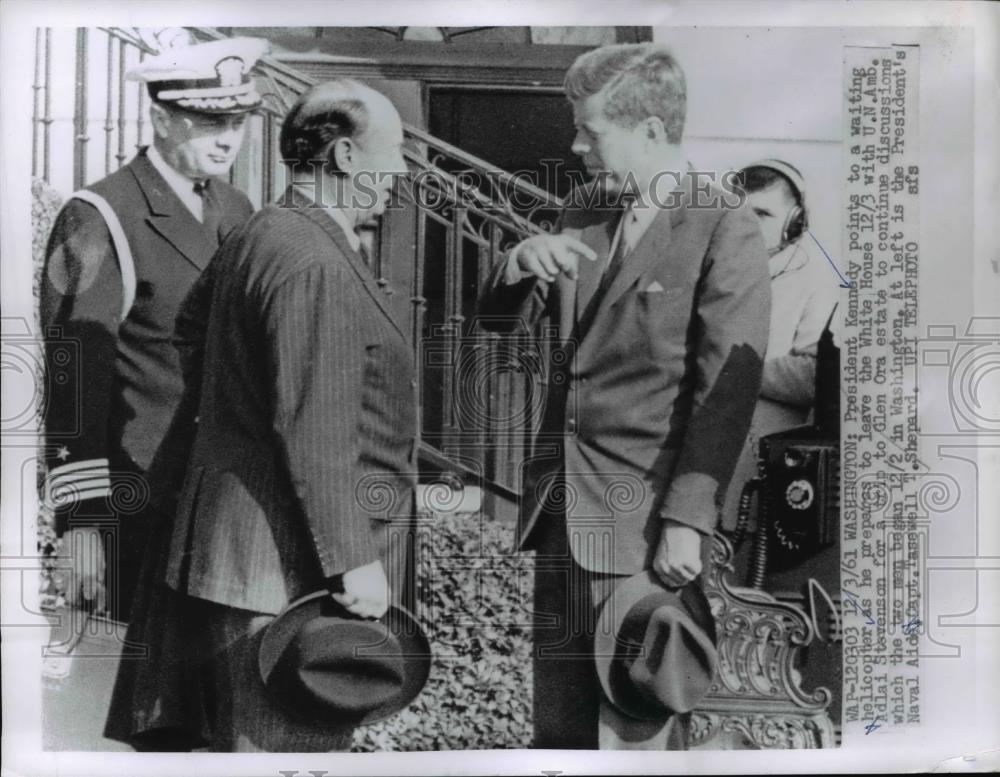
[
  {"left": 410, "top": 379, "right": 417, "bottom": 388},
  {"left": 567, "top": 418, "right": 576, "bottom": 432},
  {"left": 194, "top": 415, "right": 200, "bottom": 424}
]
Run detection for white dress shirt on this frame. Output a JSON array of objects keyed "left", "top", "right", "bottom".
[
  {"left": 761, "top": 236, "right": 840, "bottom": 406},
  {"left": 146, "top": 144, "right": 205, "bottom": 222},
  {"left": 606, "top": 199, "right": 656, "bottom": 267}
]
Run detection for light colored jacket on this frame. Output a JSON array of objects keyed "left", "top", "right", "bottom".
[{"left": 720, "top": 234, "right": 841, "bottom": 529}]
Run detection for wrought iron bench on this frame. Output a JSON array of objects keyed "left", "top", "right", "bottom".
[{"left": 693, "top": 532, "right": 836, "bottom": 749}]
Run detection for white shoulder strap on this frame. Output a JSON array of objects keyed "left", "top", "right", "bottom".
[{"left": 69, "top": 190, "right": 136, "bottom": 322}]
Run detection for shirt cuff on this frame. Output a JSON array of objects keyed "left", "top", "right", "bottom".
[{"left": 659, "top": 471, "right": 721, "bottom": 536}]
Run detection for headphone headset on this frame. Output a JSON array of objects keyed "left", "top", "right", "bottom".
[{"left": 740, "top": 159, "right": 808, "bottom": 248}]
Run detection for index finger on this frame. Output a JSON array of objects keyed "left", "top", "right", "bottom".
[{"left": 561, "top": 237, "right": 597, "bottom": 262}]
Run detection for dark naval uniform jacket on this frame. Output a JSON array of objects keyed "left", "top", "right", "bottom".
[{"left": 40, "top": 147, "right": 254, "bottom": 615}]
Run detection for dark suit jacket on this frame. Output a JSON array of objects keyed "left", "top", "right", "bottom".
[
  {"left": 40, "top": 148, "right": 253, "bottom": 531},
  {"left": 164, "top": 188, "right": 418, "bottom": 615},
  {"left": 479, "top": 175, "right": 771, "bottom": 575}
]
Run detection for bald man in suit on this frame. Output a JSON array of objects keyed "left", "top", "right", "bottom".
[{"left": 154, "top": 80, "right": 413, "bottom": 752}]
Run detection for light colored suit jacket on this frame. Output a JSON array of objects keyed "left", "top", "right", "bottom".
[{"left": 479, "top": 175, "right": 771, "bottom": 574}]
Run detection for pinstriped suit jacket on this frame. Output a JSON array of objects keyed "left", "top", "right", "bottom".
[{"left": 164, "top": 187, "right": 417, "bottom": 615}]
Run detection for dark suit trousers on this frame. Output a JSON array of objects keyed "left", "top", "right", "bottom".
[
  {"left": 107, "top": 510, "right": 365, "bottom": 752},
  {"left": 531, "top": 508, "right": 620, "bottom": 749},
  {"left": 531, "top": 508, "right": 691, "bottom": 750}
]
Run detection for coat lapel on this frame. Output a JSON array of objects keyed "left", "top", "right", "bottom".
[
  {"left": 284, "top": 186, "right": 409, "bottom": 343},
  {"left": 574, "top": 217, "right": 617, "bottom": 325},
  {"left": 593, "top": 172, "right": 695, "bottom": 313},
  {"left": 573, "top": 173, "right": 693, "bottom": 360},
  {"left": 599, "top": 205, "right": 677, "bottom": 310},
  {"left": 554, "top": 272, "right": 576, "bottom": 344},
  {"left": 131, "top": 152, "right": 218, "bottom": 272}
]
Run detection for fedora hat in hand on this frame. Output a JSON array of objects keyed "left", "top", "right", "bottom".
[
  {"left": 595, "top": 570, "right": 718, "bottom": 720},
  {"left": 258, "top": 591, "right": 430, "bottom": 725}
]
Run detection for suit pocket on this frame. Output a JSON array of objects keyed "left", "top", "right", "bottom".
[
  {"left": 634, "top": 284, "right": 691, "bottom": 337},
  {"left": 636, "top": 283, "right": 685, "bottom": 302}
]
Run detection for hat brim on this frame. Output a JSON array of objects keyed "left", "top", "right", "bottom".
[
  {"left": 259, "top": 590, "right": 431, "bottom": 725},
  {"left": 152, "top": 91, "right": 263, "bottom": 115},
  {"left": 594, "top": 570, "right": 717, "bottom": 720}
]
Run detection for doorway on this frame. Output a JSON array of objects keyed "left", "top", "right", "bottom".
[
  {"left": 428, "top": 86, "right": 583, "bottom": 199},
  {"left": 419, "top": 86, "right": 582, "bottom": 440}
]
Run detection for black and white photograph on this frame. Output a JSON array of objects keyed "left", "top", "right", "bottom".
[{"left": 1, "top": 2, "right": 998, "bottom": 774}]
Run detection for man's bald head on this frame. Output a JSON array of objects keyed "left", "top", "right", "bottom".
[
  {"left": 280, "top": 79, "right": 407, "bottom": 225},
  {"left": 279, "top": 79, "right": 402, "bottom": 173}
]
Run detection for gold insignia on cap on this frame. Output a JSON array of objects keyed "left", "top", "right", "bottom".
[
  {"left": 127, "top": 36, "right": 268, "bottom": 115},
  {"left": 216, "top": 57, "right": 246, "bottom": 88}
]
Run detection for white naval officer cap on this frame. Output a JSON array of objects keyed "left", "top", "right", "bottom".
[{"left": 127, "top": 33, "right": 269, "bottom": 115}]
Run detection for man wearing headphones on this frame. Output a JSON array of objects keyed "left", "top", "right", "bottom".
[{"left": 720, "top": 159, "right": 840, "bottom": 531}]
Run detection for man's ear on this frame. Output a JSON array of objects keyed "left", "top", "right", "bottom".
[
  {"left": 149, "top": 103, "right": 173, "bottom": 140},
  {"left": 643, "top": 116, "right": 668, "bottom": 144},
  {"left": 329, "top": 136, "right": 357, "bottom": 175}
]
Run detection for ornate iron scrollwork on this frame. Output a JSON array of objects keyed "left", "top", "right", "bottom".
[
  {"left": 689, "top": 710, "right": 833, "bottom": 750},
  {"left": 692, "top": 533, "right": 836, "bottom": 748}
]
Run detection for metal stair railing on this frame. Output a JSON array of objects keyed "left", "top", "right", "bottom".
[{"left": 193, "top": 26, "right": 564, "bottom": 505}]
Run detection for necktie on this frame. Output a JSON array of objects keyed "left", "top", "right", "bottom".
[
  {"left": 577, "top": 205, "right": 640, "bottom": 336},
  {"left": 600, "top": 204, "right": 639, "bottom": 290},
  {"left": 357, "top": 229, "right": 374, "bottom": 269},
  {"left": 194, "top": 180, "right": 221, "bottom": 247}
]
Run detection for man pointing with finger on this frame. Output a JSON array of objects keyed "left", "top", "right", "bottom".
[{"left": 479, "top": 43, "right": 771, "bottom": 749}]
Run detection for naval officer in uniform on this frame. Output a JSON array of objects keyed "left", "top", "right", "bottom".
[{"left": 40, "top": 34, "right": 268, "bottom": 620}]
